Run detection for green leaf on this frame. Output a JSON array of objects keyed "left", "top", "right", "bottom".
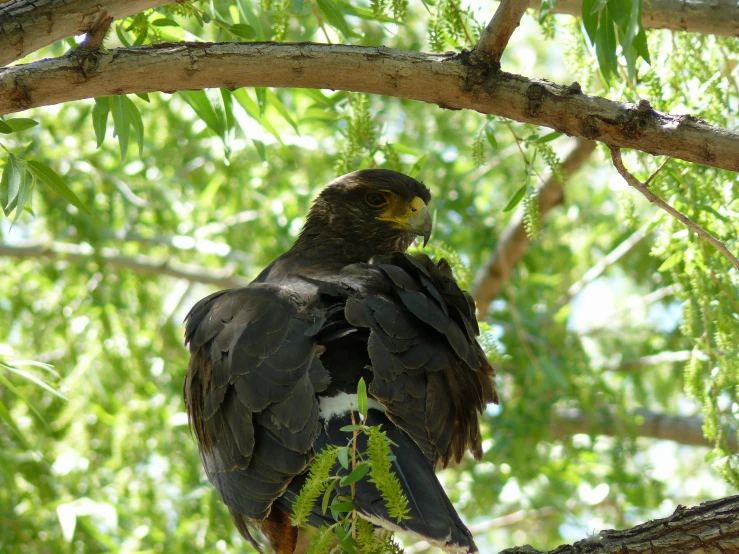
[
  {"left": 0, "top": 120, "right": 13, "bottom": 134},
  {"left": 590, "top": 0, "right": 609, "bottom": 15},
  {"left": 536, "top": 131, "right": 562, "bottom": 144},
  {"left": 228, "top": 23, "right": 256, "bottom": 39},
  {"left": 339, "top": 425, "right": 365, "bottom": 432},
  {"left": 111, "top": 95, "right": 130, "bottom": 160},
  {"left": 315, "top": 0, "right": 354, "bottom": 38},
  {"left": 152, "top": 17, "right": 179, "bottom": 27},
  {"left": 238, "top": 0, "right": 266, "bottom": 41},
  {"left": 12, "top": 168, "right": 33, "bottom": 225},
  {"left": 115, "top": 23, "right": 132, "bottom": 47},
  {"left": 92, "top": 97, "right": 110, "bottom": 148},
  {"left": 333, "top": 526, "right": 358, "bottom": 554},
  {"left": 503, "top": 184, "right": 527, "bottom": 212},
  {"left": 126, "top": 97, "right": 145, "bottom": 159},
  {"left": 485, "top": 126, "right": 498, "bottom": 149},
  {"left": 1, "top": 154, "right": 23, "bottom": 215},
  {"left": 232, "top": 89, "right": 283, "bottom": 145},
  {"left": 27, "top": 160, "right": 90, "bottom": 214},
  {"left": 409, "top": 153, "right": 427, "bottom": 178},
  {"left": 581, "top": 0, "right": 599, "bottom": 44},
  {"left": 252, "top": 139, "right": 266, "bottom": 162},
  {"left": 266, "top": 89, "right": 300, "bottom": 134},
  {"left": 0, "top": 118, "right": 39, "bottom": 133},
  {"left": 329, "top": 499, "right": 354, "bottom": 513},
  {"left": 357, "top": 377, "right": 368, "bottom": 421},
  {"left": 0, "top": 399, "right": 31, "bottom": 450},
  {"left": 321, "top": 479, "right": 338, "bottom": 514},
  {"left": 340, "top": 462, "right": 370, "bottom": 486},
  {"left": 595, "top": 7, "right": 618, "bottom": 84},
  {"left": 658, "top": 252, "right": 682, "bottom": 272},
  {"left": 1, "top": 363, "right": 67, "bottom": 399},
  {"left": 135, "top": 92, "right": 151, "bottom": 103},
  {"left": 293, "top": 0, "right": 306, "bottom": 12},
  {"left": 337, "top": 446, "right": 349, "bottom": 470},
  {"left": 181, "top": 90, "right": 227, "bottom": 140}
]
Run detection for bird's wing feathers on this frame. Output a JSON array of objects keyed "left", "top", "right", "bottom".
[
  {"left": 345, "top": 253, "right": 498, "bottom": 467},
  {"left": 184, "top": 283, "right": 330, "bottom": 521}
]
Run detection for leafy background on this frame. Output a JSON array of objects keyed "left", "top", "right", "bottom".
[{"left": 1, "top": 0, "right": 738, "bottom": 552}]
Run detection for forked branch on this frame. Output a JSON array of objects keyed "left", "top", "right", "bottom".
[
  {"left": 609, "top": 148, "right": 739, "bottom": 270},
  {"left": 473, "top": 0, "right": 532, "bottom": 64}
]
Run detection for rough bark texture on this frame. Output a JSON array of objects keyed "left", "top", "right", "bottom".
[
  {"left": 500, "top": 495, "right": 739, "bottom": 554},
  {"left": 1, "top": 43, "right": 738, "bottom": 173},
  {"left": 0, "top": 0, "right": 173, "bottom": 68},
  {"left": 472, "top": 139, "right": 597, "bottom": 316},
  {"left": 473, "top": 0, "right": 531, "bottom": 64},
  {"left": 529, "top": 0, "right": 739, "bottom": 37}
]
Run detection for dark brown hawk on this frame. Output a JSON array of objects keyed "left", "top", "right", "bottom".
[{"left": 184, "top": 169, "right": 498, "bottom": 553}]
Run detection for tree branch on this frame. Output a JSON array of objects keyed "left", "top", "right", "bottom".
[
  {"left": 0, "top": 241, "right": 248, "bottom": 288},
  {"left": 546, "top": 221, "right": 653, "bottom": 318},
  {"left": 1, "top": 44, "right": 739, "bottom": 172},
  {"left": 0, "top": 0, "right": 172, "bottom": 68},
  {"left": 615, "top": 350, "right": 707, "bottom": 372},
  {"left": 500, "top": 495, "right": 739, "bottom": 554},
  {"left": 473, "top": 0, "right": 531, "bottom": 64},
  {"left": 528, "top": 0, "right": 739, "bottom": 37},
  {"left": 473, "top": 139, "right": 596, "bottom": 317},
  {"left": 550, "top": 408, "right": 738, "bottom": 450},
  {"left": 610, "top": 148, "right": 739, "bottom": 270}
]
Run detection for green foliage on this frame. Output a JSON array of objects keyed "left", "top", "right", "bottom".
[
  {"left": 582, "top": 0, "right": 651, "bottom": 85},
  {"left": 291, "top": 446, "right": 340, "bottom": 527},
  {"left": 365, "top": 427, "right": 410, "bottom": 523},
  {"left": 2, "top": 1, "right": 738, "bottom": 553}
]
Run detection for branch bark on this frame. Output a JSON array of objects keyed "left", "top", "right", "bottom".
[
  {"left": 473, "top": 0, "right": 532, "bottom": 64},
  {"left": 0, "top": 241, "right": 248, "bottom": 288},
  {"left": 2, "top": 43, "right": 737, "bottom": 172},
  {"left": 473, "top": 139, "right": 596, "bottom": 317},
  {"left": 550, "top": 408, "right": 738, "bottom": 450},
  {"left": 501, "top": 496, "right": 739, "bottom": 554},
  {"left": 610, "top": 148, "right": 739, "bottom": 269},
  {"left": 528, "top": 0, "right": 739, "bottom": 37},
  {"left": 0, "top": 0, "right": 172, "bottom": 68}
]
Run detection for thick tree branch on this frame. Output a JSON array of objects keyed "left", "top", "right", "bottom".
[
  {"left": 610, "top": 148, "right": 739, "bottom": 270},
  {"left": 473, "top": 0, "right": 531, "bottom": 64},
  {"left": 0, "top": 241, "right": 248, "bottom": 288},
  {"left": 500, "top": 495, "right": 739, "bottom": 554},
  {"left": 2, "top": 44, "right": 739, "bottom": 172},
  {"left": 550, "top": 408, "right": 738, "bottom": 450},
  {"left": 473, "top": 139, "right": 596, "bottom": 317},
  {"left": 0, "top": 0, "right": 172, "bottom": 68},
  {"left": 528, "top": 0, "right": 739, "bottom": 37}
]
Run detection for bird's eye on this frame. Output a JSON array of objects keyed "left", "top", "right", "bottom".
[{"left": 365, "top": 192, "right": 388, "bottom": 208}]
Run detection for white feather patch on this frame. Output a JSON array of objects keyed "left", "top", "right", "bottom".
[{"left": 318, "top": 392, "right": 385, "bottom": 419}]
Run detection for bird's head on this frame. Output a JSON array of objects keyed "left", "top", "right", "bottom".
[{"left": 296, "top": 169, "right": 433, "bottom": 259}]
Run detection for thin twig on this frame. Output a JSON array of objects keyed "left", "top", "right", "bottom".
[
  {"left": 473, "top": 140, "right": 597, "bottom": 317},
  {"left": 546, "top": 221, "right": 653, "bottom": 318},
  {"left": 473, "top": 0, "right": 531, "bottom": 64},
  {"left": 610, "top": 147, "right": 739, "bottom": 270}
]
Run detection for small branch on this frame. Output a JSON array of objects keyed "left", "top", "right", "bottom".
[
  {"left": 405, "top": 507, "right": 556, "bottom": 553},
  {"left": 550, "top": 408, "right": 738, "bottom": 450},
  {"left": 473, "top": 140, "right": 596, "bottom": 318},
  {"left": 473, "top": 0, "right": 531, "bottom": 64},
  {"left": 610, "top": 148, "right": 739, "bottom": 270},
  {"left": 527, "top": 0, "right": 739, "bottom": 37},
  {"left": 615, "top": 350, "right": 707, "bottom": 372},
  {"left": 77, "top": 11, "right": 113, "bottom": 52},
  {"left": 0, "top": 241, "right": 248, "bottom": 288},
  {"left": 547, "top": 221, "right": 653, "bottom": 318}
]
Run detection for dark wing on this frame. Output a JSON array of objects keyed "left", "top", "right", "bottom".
[
  {"left": 183, "top": 283, "right": 330, "bottom": 523},
  {"left": 345, "top": 252, "right": 498, "bottom": 467}
]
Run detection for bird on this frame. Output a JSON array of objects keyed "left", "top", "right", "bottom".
[{"left": 184, "top": 169, "right": 498, "bottom": 553}]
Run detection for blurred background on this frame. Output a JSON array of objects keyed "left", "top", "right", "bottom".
[{"left": 1, "top": 0, "right": 738, "bottom": 552}]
